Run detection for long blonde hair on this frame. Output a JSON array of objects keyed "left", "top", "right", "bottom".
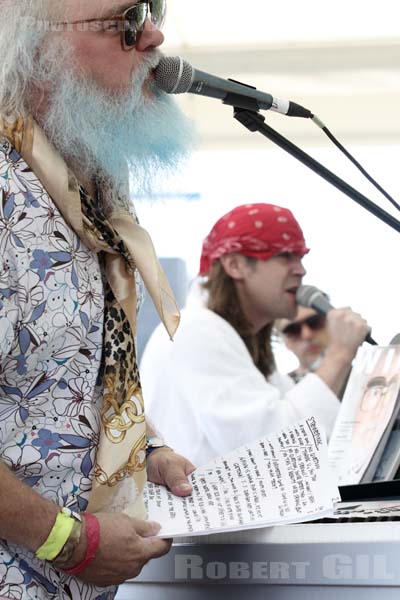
[{"left": 202, "top": 259, "right": 276, "bottom": 378}]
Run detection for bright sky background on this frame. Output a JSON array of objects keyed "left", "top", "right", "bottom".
[{"left": 163, "top": 0, "right": 400, "bottom": 47}]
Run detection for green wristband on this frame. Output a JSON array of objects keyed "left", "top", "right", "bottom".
[{"left": 35, "top": 509, "right": 75, "bottom": 561}]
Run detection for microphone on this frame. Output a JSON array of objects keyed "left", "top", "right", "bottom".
[
  {"left": 154, "top": 56, "right": 313, "bottom": 119},
  {"left": 296, "top": 285, "right": 377, "bottom": 346}
]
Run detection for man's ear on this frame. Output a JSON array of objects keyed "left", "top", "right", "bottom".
[{"left": 220, "top": 254, "right": 247, "bottom": 280}]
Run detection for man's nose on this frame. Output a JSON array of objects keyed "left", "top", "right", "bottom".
[
  {"left": 301, "top": 324, "right": 314, "bottom": 340},
  {"left": 292, "top": 257, "right": 306, "bottom": 277},
  {"left": 136, "top": 19, "right": 164, "bottom": 52}
]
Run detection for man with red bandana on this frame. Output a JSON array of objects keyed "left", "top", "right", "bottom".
[{"left": 141, "top": 203, "right": 369, "bottom": 467}]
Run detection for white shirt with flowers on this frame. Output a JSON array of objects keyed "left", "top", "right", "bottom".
[{"left": 0, "top": 138, "right": 116, "bottom": 598}]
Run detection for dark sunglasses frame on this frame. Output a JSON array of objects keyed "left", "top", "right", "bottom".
[
  {"left": 58, "top": 1, "right": 166, "bottom": 51},
  {"left": 282, "top": 313, "right": 327, "bottom": 339}
]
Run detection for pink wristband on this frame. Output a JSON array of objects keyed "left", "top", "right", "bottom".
[{"left": 63, "top": 513, "right": 100, "bottom": 576}]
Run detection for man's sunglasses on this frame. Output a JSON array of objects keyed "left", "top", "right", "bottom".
[
  {"left": 282, "top": 314, "right": 326, "bottom": 339},
  {"left": 59, "top": 1, "right": 167, "bottom": 51}
]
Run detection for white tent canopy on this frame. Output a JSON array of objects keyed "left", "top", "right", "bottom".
[{"left": 162, "top": 0, "right": 400, "bottom": 147}]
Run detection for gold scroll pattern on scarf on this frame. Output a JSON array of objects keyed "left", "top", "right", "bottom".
[{"left": 102, "top": 374, "right": 145, "bottom": 445}]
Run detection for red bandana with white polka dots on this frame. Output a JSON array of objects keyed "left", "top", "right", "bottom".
[{"left": 199, "top": 203, "right": 309, "bottom": 275}]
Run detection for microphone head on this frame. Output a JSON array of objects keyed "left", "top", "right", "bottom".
[
  {"left": 296, "top": 285, "right": 333, "bottom": 315},
  {"left": 154, "top": 56, "right": 194, "bottom": 94},
  {"left": 296, "top": 285, "right": 320, "bottom": 307}
]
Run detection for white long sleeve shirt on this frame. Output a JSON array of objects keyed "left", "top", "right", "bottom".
[{"left": 141, "top": 308, "right": 340, "bottom": 466}]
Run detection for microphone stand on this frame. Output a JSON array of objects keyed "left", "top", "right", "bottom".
[{"left": 231, "top": 106, "right": 400, "bottom": 234}]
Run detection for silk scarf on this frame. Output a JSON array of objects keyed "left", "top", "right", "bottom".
[{"left": 0, "top": 115, "right": 180, "bottom": 518}]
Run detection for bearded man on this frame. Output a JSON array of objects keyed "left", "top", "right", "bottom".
[{"left": 0, "top": 1, "right": 195, "bottom": 598}]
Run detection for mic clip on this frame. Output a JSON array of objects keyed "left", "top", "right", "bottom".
[{"left": 223, "top": 79, "right": 264, "bottom": 113}]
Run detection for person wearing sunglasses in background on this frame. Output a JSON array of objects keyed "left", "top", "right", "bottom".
[
  {"left": 141, "top": 203, "right": 370, "bottom": 468},
  {"left": 0, "top": 1, "right": 196, "bottom": 598},
  {"left": 277, "top": 304, "right": 331, "bottom": 383},
  {"left": 276, "top": 298, "right": 352, "bottom": 400}
]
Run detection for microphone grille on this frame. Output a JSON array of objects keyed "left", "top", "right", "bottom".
[
  {"left": 154, "top": 56, "right": 194, "bottom": 94},
  {"left": 296, "top": 285, "right": 320, "bottom": 308}
]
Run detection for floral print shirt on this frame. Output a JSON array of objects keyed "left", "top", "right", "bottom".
[{"left": 0, "top": 138, "right": 116, "bottom": 598}]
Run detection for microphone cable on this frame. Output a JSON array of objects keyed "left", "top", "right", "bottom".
[
  {"left": 310, "top": 114, "right": 400, "bottom": 213},
  {"left": 155, "top": 55, "right": 400, "bottom": 214}
]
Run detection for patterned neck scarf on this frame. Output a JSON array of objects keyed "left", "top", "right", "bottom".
[{"left": 0, "top": 115, "right": 180, "bottom": 518}]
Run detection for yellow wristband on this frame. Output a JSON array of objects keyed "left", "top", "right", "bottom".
[{"left": 35, "top": 509, "right": 75, "bottom": 561}]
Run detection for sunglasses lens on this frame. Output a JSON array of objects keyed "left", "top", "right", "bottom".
[
  {"left": 282, "top": 323, "right": 302, "bottom": 338},
  {"left": 306, "top": 314, "right": 326, "bottom": 331},
  {"left": 282, "top": 314, "right": 326, "bottom": 339},
  {"left": 123, "top": 2, "right": 166, "bottom": 48},
  {"left": 150, "top": 0, "right": 167, "bottom": 28},
  {"left": 124, "top": 4, "right": 147, "bottom": 47}
]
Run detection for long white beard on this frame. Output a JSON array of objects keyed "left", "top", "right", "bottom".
[{"left": 38, "top": 49, "right": 195, "bottom": 208}]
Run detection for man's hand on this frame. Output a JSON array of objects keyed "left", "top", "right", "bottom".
[
  {"left": 62, "top": 451, "right": 195, "bottom": 586},
  {"left": 326, "top": 308, "right": 370, "bottom": 359},
  {"left": 71, "top": 513, "right": 171, "bottom": 587},
  {"left": 316, "top": 307, "right": 370, "bottom": 396},
  {"left": 146, "top": 448, "right": 195, "bottom": 497}
]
